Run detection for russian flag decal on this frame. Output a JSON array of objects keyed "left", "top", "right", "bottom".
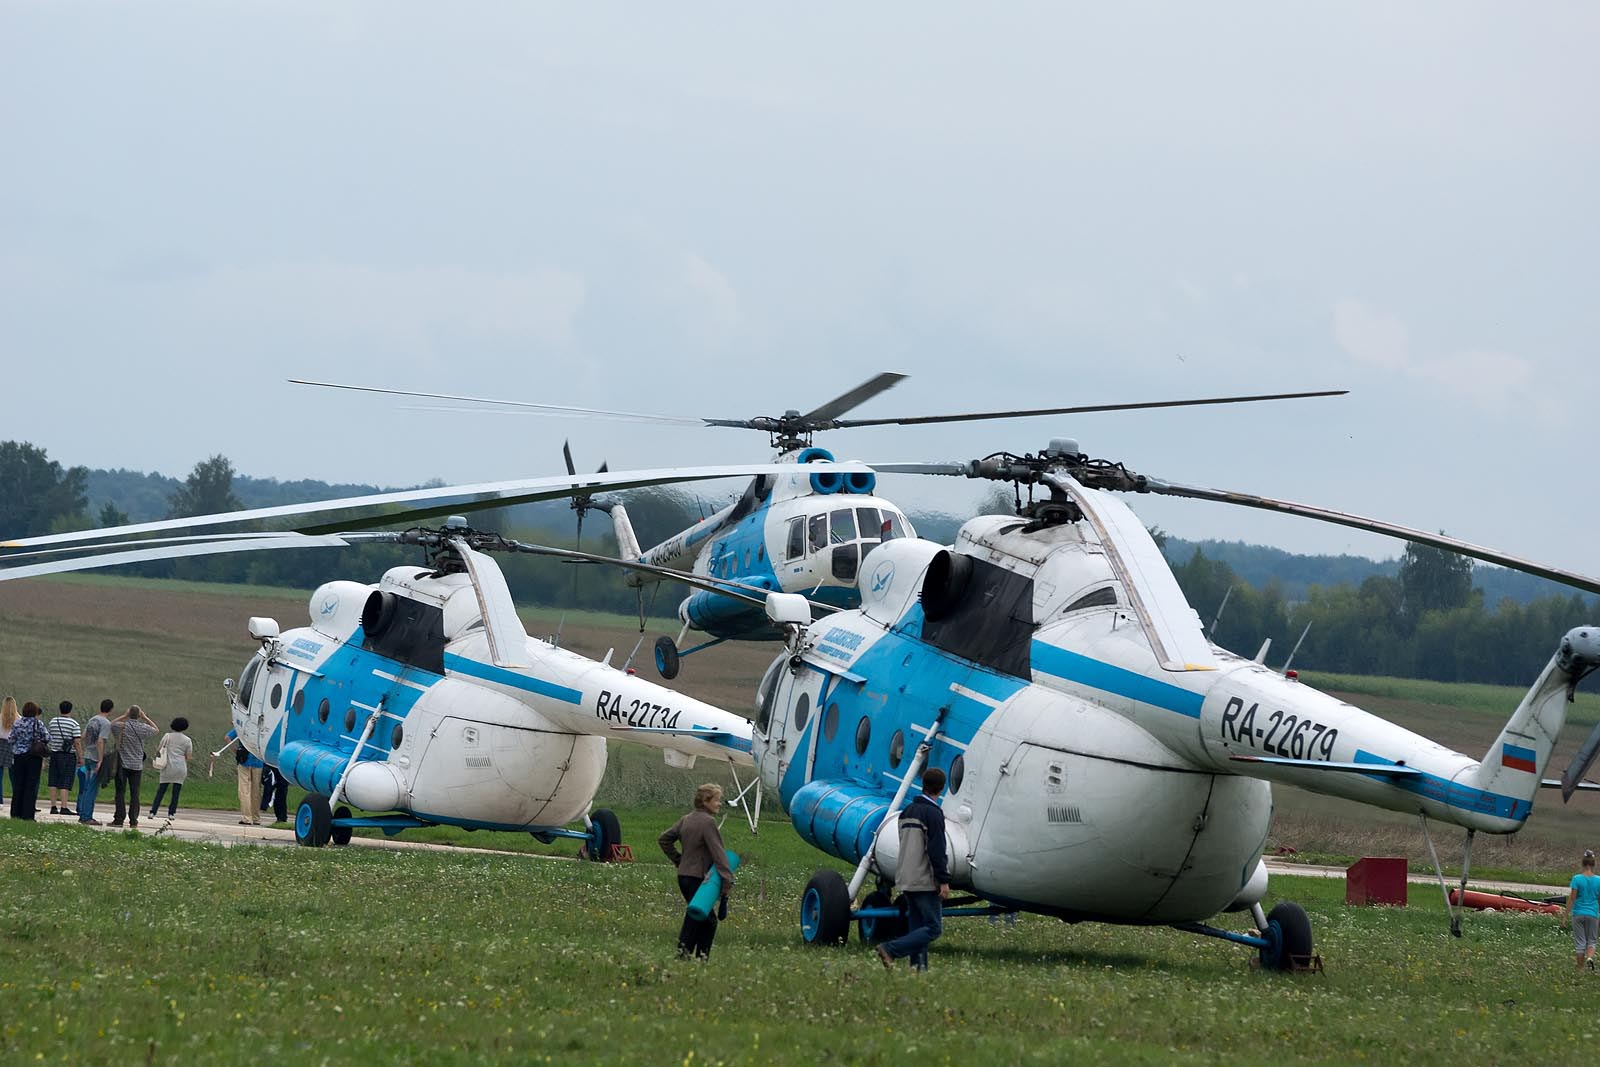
[{"left": 1501, "top": 743, "right": 1537, "bottom": 774}]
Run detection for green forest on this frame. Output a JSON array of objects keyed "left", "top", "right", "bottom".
[{"left": 2, "top": 439, "right": 1594, "bottom": 686}]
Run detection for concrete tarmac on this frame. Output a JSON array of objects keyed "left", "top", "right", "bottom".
[{"left": 1, "top": 799, "right": 566, "bottom": 862}]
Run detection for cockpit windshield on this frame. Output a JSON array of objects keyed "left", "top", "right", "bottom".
[{"left": 237, "top": 654, "right": 263, "bottom": 708}]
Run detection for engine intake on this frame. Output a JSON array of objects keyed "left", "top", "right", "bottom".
[{"left": 921, "top": 550, "right": 973, "bottom": 622}]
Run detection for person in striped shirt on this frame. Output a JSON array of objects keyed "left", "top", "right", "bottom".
[{"left": 45, "top": 701, "right": 82, "bottom": 815}]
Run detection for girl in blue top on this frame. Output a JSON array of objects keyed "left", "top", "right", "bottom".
[{"left": 1563, "top": 850, "right": 1600, "bottom": 971}]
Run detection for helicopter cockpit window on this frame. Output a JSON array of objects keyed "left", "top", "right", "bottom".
[
  {"left": 1065, "top": 587, "right": 1118, "bottom": 613},
  {"left": 809, "top": 514, "right": 828, "bottom": 553},
  {"left": 786, "top": 518, "right": 805, "bottom": 561},
  {"left": 830, "top": 508, "right": 857, "bottom": 543},
  {"left": 855, "top": 507, "right": 880, "bottom": 544},
  {"left": 754, "top": 657, "right": 784, "bottom": 735},
  {"left": 237, "top": 655, "right": 263, "bottom": 708},
  {"left": 882, "top": 511, "right": 908, "bottom": 540},
  {"left": 832, "top": 543, "right": 859, "bottom": 581}
]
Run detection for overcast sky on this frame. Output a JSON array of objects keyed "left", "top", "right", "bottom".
[{"left": 3, "top": 4, "right": 1597, "bottom": 574}]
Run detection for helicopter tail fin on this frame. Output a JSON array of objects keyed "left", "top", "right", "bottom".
[{"left": 1466, "top": 627, "right": 1600, "bottom": 813}]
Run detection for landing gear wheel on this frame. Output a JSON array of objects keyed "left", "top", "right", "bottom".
[
  {"left": 330, "top": 804, "right": 353, "bottom": 846},
  {"left": 654, "top": 636, "right": 681, "bottom": 680},
  {"left": 295, "top": 795, "right": 332, "bottom": 848},
  {"left": 800, "top": 869, "right": 852, "bottom": 946},
  {"left": 1258, "top": 901, "right": 1313, "bottom": 971},
  {"left": 857, "top": 889, "right": 907, "bottom": 945},
  {"left": 586, "top": 808, "right": 623, "bottom": 862}
]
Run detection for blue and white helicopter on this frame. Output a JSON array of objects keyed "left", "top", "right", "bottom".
[
  {"left": 0, "top": 460, "right": 860, "bottom": 855},
  {"left": 291, "top": 376, "right": 1347, "bottom": 680},
  {"left": 735, "top": 440, "right": 1600, "bottom": 969}
]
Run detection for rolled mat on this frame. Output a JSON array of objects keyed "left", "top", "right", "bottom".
[{"left": 687, "top": 850, "right": 741, "bottom": 921}]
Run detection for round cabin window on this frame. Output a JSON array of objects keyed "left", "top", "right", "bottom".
[
  {"left": 292, "top": 689, "right": 305, "bottom": 715},
  {"left": 391, "top": 724, "right": 404, "bottom": 749},
  {"left": 317, "top": 698, "right": 330, "bottom": 723},
  {"left": 344, "top": 707, "right": 357, "bottom": 732},
  {"left": 269, "top": 683, "right": 283, "bottom": 709},
  {"left": 794, "top": 693, "right": 811, "bottom": 731},
  {"left": 888, "top": 730, "right": 905, "bottom": 768},
  {"left": 949, "top": 754, "right": 966, "bottom": 795},
  {"left": 854, "top": 716, "right": 871, "bottom": 755},
  {"left": 823, "top": 703, "right": 840, "bottom": 742}
]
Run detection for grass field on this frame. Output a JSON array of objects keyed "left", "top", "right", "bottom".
[{"left": 1, "top": 813, "right": 1592, "bottom": 1066}]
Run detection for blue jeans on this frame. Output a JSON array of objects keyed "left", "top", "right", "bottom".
[
  {"left": 882, "top": 890, "right": 943, "bottom": 970},
  {"left": 77, "top": 760, "right": 101, "bottom": 822}
]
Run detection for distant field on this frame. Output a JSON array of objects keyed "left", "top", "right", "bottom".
[
  {"left": 1, "top": 820, "right": 1592, "bottom": 1065},
  {"left": 6, "top": 575, "right": 1600, "bottom": 878}
]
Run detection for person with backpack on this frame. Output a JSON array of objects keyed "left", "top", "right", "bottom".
[
  {"left": 8, "top": 701, "right": 50, "bottom": 821},
  {"left": 45, "top": 701, "right": 82, "bottom": 815}
]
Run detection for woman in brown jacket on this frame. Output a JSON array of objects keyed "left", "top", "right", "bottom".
[{"left": 659, "top": 783, "right": 735, "bottom": 959}]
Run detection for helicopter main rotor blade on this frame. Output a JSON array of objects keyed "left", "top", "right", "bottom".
[
  {"left": 0, "top": 534, "right": 354, "bottom": 582},
  {"left": 288, "top": 378, "right": 704, "bottom": 426},
  {"left": 500, "top": 540, "right": 842, "bottom": 616},
  {"left": 1142, "top": 477, "right": 1600, "bottom": 596},
  {"left": 832, "top": 389, "right": 1348, "bottom": 429},
  {"left": 867, "top": 461, "right": 973, "bottom": 476},
  {"left": 2, "top": 461, "right": 868, "bottom": 550},
  {"left": 801, "top": 372, "right": 908, "bottom": 424}
]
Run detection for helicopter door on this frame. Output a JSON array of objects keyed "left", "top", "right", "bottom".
[
  {"left": 230, "top": 652, "right": 273, "bottom": 754},
  {"left": 754, "top": 661, "right": 823, "bottom": 797}
]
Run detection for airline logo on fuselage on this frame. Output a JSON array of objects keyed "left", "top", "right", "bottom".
[{"left": 870, "top": 560, "right": 895, "bottom": 595}]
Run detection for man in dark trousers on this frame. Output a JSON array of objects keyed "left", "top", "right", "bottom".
[{"left": 877, "top": 767, "right": 950, "bottom": 972}]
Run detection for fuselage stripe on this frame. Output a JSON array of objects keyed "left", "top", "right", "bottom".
[
  {"left": 1353, "top": 749, "right": 1530, "bottom": 821},
  {"left": 443, "top": 653, "right": 583, "bottom": 705},
  {"left": 1030, "top": 641, "right": 1205, "bottom": 719}
]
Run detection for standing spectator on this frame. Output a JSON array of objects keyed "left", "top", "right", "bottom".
[
  {"left": 110, "top": 705, "right": 158, "bottom": 829},
  {"left": 1564, "top": 849, "right": 1600, "bottom": 972},
  {"left": 9, "top": 701, "right": 49, "bottom": 821},
  {"left": 212, "top": 729, "right": 264, "bottom": 826},
  {"left": 45, "top": 701, "right": 82, "bottom": 815},
  {"left": 148, "top": 718, "right": 194, "bottom": 819},
  {"left": 77, "top": 699, "right": 114, "bottom": 825},
  {"left": 875, "top": 767, "right": 951, "bottom": 972},
  {"left": 658, "top": 783, "right": 735, "bottom": 960},
  {"left": 0, "top": 695, "right": 17, "bottom": 804},
  {"left": 259, "top": 765, "right": 290, "bottom": 825}
]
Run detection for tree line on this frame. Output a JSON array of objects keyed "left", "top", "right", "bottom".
[
  {"left": 3, "top": 440, "right": 1593, "bottom": 685},
  {"left": 1165, "top": 535, "right": 1595, "bottom": 687}
]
